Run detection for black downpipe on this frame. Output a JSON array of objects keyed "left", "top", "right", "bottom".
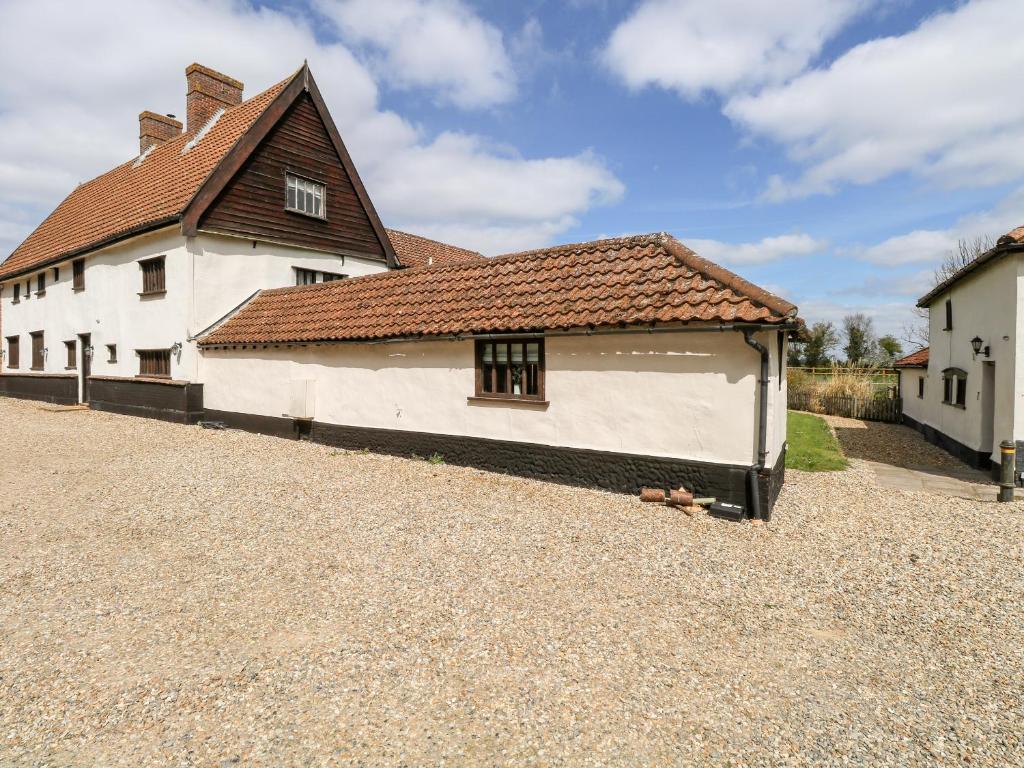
[{"left": 742, "top": 329, "right": 770, "bottom": 520}]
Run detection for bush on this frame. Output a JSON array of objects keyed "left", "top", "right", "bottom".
[{"left": 787, "top": 367, "right": 816, "bottom": 396}]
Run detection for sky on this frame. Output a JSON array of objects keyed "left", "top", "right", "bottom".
[{"left": 1, "top": 0, "right": 1021, "bottom": 340}]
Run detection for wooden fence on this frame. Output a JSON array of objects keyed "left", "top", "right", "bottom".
[{"left": 788, "top": 391, "right": 903, "bottom": 423}]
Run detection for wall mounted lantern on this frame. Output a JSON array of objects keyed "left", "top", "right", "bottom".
[{"left": 971, "top": 336, "right": 990, "bottom": 358}]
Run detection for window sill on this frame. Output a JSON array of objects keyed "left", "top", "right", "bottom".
[
  {"left": 35, "top": 291, "right": 45, "bottom": 297},
  {"left": 30, "top": 367, "right": 44, "bottom": 372},
  {"left": 72, "top": 287, "right": 85, "bottom": 293},
  {"left": 467, "top": 396, "right": 549, "bottom": 409},
  {"left": 11, "top": 301, "right": 19, "bottom": 305},
  {"left": 135, "top": 374, "right": 171, "bottom": 380},
  {"left": 285, "top": 206, "right": 327, "bottom": 222},
  {"left": 138, "top": 290, "right": 167, "bottom": 298},
  {"left": 942, "top": 401, "right": 966, "bottom": 409},
  {"left": 65, "top": 366, "right": 76, "bottom": 371}
]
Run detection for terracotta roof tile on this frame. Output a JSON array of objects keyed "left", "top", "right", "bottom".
[
  {"left": 385, "top": 229, "right": 485, "bottom": 268},
  {"left": 894, "top": 347, "right": 929, "bottom": 367},
  {"left": 200, "top": 233, "right": 798, "bottom": 345},
  {"left": 0, "top": 75, "right": 294, "bottom": 281}
]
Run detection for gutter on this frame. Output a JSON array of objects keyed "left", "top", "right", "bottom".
[{"left": 200, "top": 320, "right": 802, "bottom": 348}]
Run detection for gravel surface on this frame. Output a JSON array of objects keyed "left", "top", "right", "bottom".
[
  {"left": 823, "top": 413, "right": 984, "bottom": 473},
  {"left": 1, "top": 397, "right": 1023, "bottom": 766}
]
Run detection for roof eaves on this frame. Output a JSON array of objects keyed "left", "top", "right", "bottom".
[{"left": 917, "top": 242, "right": 1024, "bottom": 307}]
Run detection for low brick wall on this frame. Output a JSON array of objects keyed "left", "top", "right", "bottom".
[{"left": 0, "top": 374, "right": 78, "bottom": 405}]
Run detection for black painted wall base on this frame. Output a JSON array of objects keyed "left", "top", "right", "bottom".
[
  {"left": 87, "top": 378, "right": 204, "bottom": 424},
  {"left": 204, "top": 409, "right": 783, "bottom": 518},
  {"left": 901, "top": 414, "right": 991, "bottom": 470},
  {"left": 0, "top": 374, "right": 77, "bottom": 405}
]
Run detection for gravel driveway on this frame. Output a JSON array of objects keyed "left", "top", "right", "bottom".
[{"left": 2, "top": 397, "right": 1023, "bottom": 766}]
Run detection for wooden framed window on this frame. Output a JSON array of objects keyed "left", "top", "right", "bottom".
[
  {"left": 285, "top": 173, "right": 326, "bottom": 219},
  {"left": 942, "top": 367, "right": 966, "bottom": 407},
  {"left": 12, "top": 283, "right": 19, "bottom": 304},
  {"left": 139, "top": 256, "right": 166, "bottom": 295},
  {"left": 52, "top": 266, "right": 59, "bottom": 281},
  {"left": 36, "top": 273, "right": 45, "bottom": 296},
  {"left": 137, "top": 349, "right": 171, "bottom": 378},
  {"left": 64, "top": 340, "right": 76, "bottom": 369},
  {"left": 107, "top": 344, "right": 117, "bottom": 363},
  {"left": 24, "top": 280, "right": 30, "bottom": 299},
  {"left": 30, "top": 331, "right": 44, "bottom": 370},
  {"left": 72, "top": 258, "right": 85, "bottom": 291},
  {"left": 6, "top": 336, "right": 18, "bottom": 369},
  {"left": 917, "top": 376, "right": 924, "bottom": 399},
  {"left": 944, "top": 299, "right": 952, "bottom": 331},
  {"left": 475, "top": 339, "right": 545, "bottom": 401}
]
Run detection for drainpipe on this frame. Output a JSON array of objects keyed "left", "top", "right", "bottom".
[{"left": 742, "top": 329, "right": 770, "bottom": 520}]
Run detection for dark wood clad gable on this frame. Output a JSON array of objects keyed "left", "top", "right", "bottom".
[{"left": 198, "top": 93, "right": 386, "bottom": 260}]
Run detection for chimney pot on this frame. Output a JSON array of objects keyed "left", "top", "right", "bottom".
[
  {"left": 185, "top": 63, "right": 243, "bottom": 134},
  {"left": 139, "top": 111, "right": 182, "bottom": 154}
]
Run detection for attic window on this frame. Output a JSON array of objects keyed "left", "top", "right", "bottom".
[
  {"left": 286, "top": 174, "right": 325, "bottom": 219},
  {"left": 294, "top": 267, "right": 346, "bottom": 286}
]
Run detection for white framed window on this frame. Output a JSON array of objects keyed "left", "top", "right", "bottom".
[{"left": 286, "top": 173, "right": 325, "bottom": 219}]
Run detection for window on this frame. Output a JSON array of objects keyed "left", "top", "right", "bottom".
[
  {"left": 475, "top": 339, "right": 544, "bottom": 401},
  {"left": 917, "top": 376, "right": 925, "bottom": 399},
  {"left": 64, "top": 340, "right": 76, "bottom": 369},
  {"left": 138, "top": 349, "right": 170, "bottom": 378},
  {"left": 139, "top": 256, "right": 166, "bottom": 295},
  {"left": 294, "top": 267, "right": 347, "bottom": 286},
  {"left": 286, "top": 173, "right": 325, "bottom": 218},
  {"left": 107, "top": 344, "right": 117, "bottom": 363},
  {"left": 36, "top": 273, "right": 45, "bottom": 296},
  {"left": 942, "top": 368, "right": 967, "bottom": 407},
  {"left": 52, "top": 266, "right": 59, "bottom": 281},
  {"left": 72, "top": 258, "right": 85, "bottom": 291},
  {"left": 6, "top": 336, "right": 18, "bottom": 369},
  {"left": 30, "top": 331, "right": 44, "bottom": 371},
  {"left": 24, "top": 280, "right": 30, "bottom": 299},
  {"left": 13, "top": 283, "right": 19, "bottom": 304},
  {"left": 944, "top": 299, "right": 952, "bottom": 331}
]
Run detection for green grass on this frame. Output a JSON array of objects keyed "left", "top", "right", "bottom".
[{"left": 786, "top": 411, "right": 848, "bottom": 472}]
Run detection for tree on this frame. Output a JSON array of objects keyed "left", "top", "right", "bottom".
[
  {"left": 877, "top": 335, "right": 903, "bottom": 366},
  {"left": 903, "top": 236, "right": 995, "bottom": 349},
  {"left": 801, "top": 321, "right": 839, "bottom": 367},
  {"left": 842, "top": 313, "right": 877, "bottom": 366}
]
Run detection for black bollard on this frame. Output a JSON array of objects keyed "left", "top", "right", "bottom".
[{"left": 998, "top": 440, "right": 1016, "bottom": 502}]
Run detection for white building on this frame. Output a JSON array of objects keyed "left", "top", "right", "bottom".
[
  {"left": 897, "top": 226, "right": 1024, "bottom": 475},
  {"left": 1, "top": 63, "right": 801, "bottom": 519}
]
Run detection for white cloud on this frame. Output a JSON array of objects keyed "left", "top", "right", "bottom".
[
  {"left": 602, "top": 0, "right": 871, "bottom": 99},
  {"left": 686, "top": 232, "right": 826, "bottom": 265},
  {"left": 0, "top": 0, "right": 622, "bottom": 259},
  {"left": 314, "top": 0, "right": 515, "bottom": 109},
  {"left": 726, "top": 0, "right": 1024, "bottom": 200},
  {"left": 854, "top": 186, "right": 1024, "bottom": 265}
]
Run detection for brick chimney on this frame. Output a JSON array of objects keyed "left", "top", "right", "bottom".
[
  {"left": 139, "top": 111, "right": 182, "bottom": 154},
  {"left": 185, "top": 63, "right": 243, "bottom": 134}
]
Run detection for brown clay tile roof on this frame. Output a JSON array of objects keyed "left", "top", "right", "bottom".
[
  {"left": 385, "top": 229, "right": 485, "bottom": 268},
  {"left": 894, "top": 347, "right": 929, "bottom": 367},
  {"left": 0, "top": 75, "right": 294, "bottom": 281},
  {"left": 918, "top": 224, "right": 1024, "bottom": 307},
  {"left": 200, "top": 233, "right": 798, "bottom": 346}
]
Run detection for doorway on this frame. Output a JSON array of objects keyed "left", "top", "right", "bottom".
[
  {"left": 78, "top": 333, "right": 91, "bottom": 404},
  {"left": 980, "top": 362, "right": 996, "bottom": 458}
]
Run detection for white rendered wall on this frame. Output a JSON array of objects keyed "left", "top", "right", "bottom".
[
  {"left": 201, "top": 329, "right": 784, "bottom": 467},
  {"left": 0, "top": 228, "right": 390, "bottom": 391},
  {"left": 0, "top": 229, "right": 191, "bottom": 392},
  {"left": 915, "top": 254, "right": 1020, "bottom": 462},
  {"left": 900, "top": 369, "right": 929, "bottom": 425}
]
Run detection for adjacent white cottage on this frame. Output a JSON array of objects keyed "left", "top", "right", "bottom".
[
  {"left": 0, "top": 62, "right": 801, "bottom": 519},
  {"left": 897, "top": 226, "right": 1024, "bottom": 477}
]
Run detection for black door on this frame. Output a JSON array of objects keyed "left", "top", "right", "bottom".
[{"left": 78, "top": 333, "right": 91, "bottom": 403}]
